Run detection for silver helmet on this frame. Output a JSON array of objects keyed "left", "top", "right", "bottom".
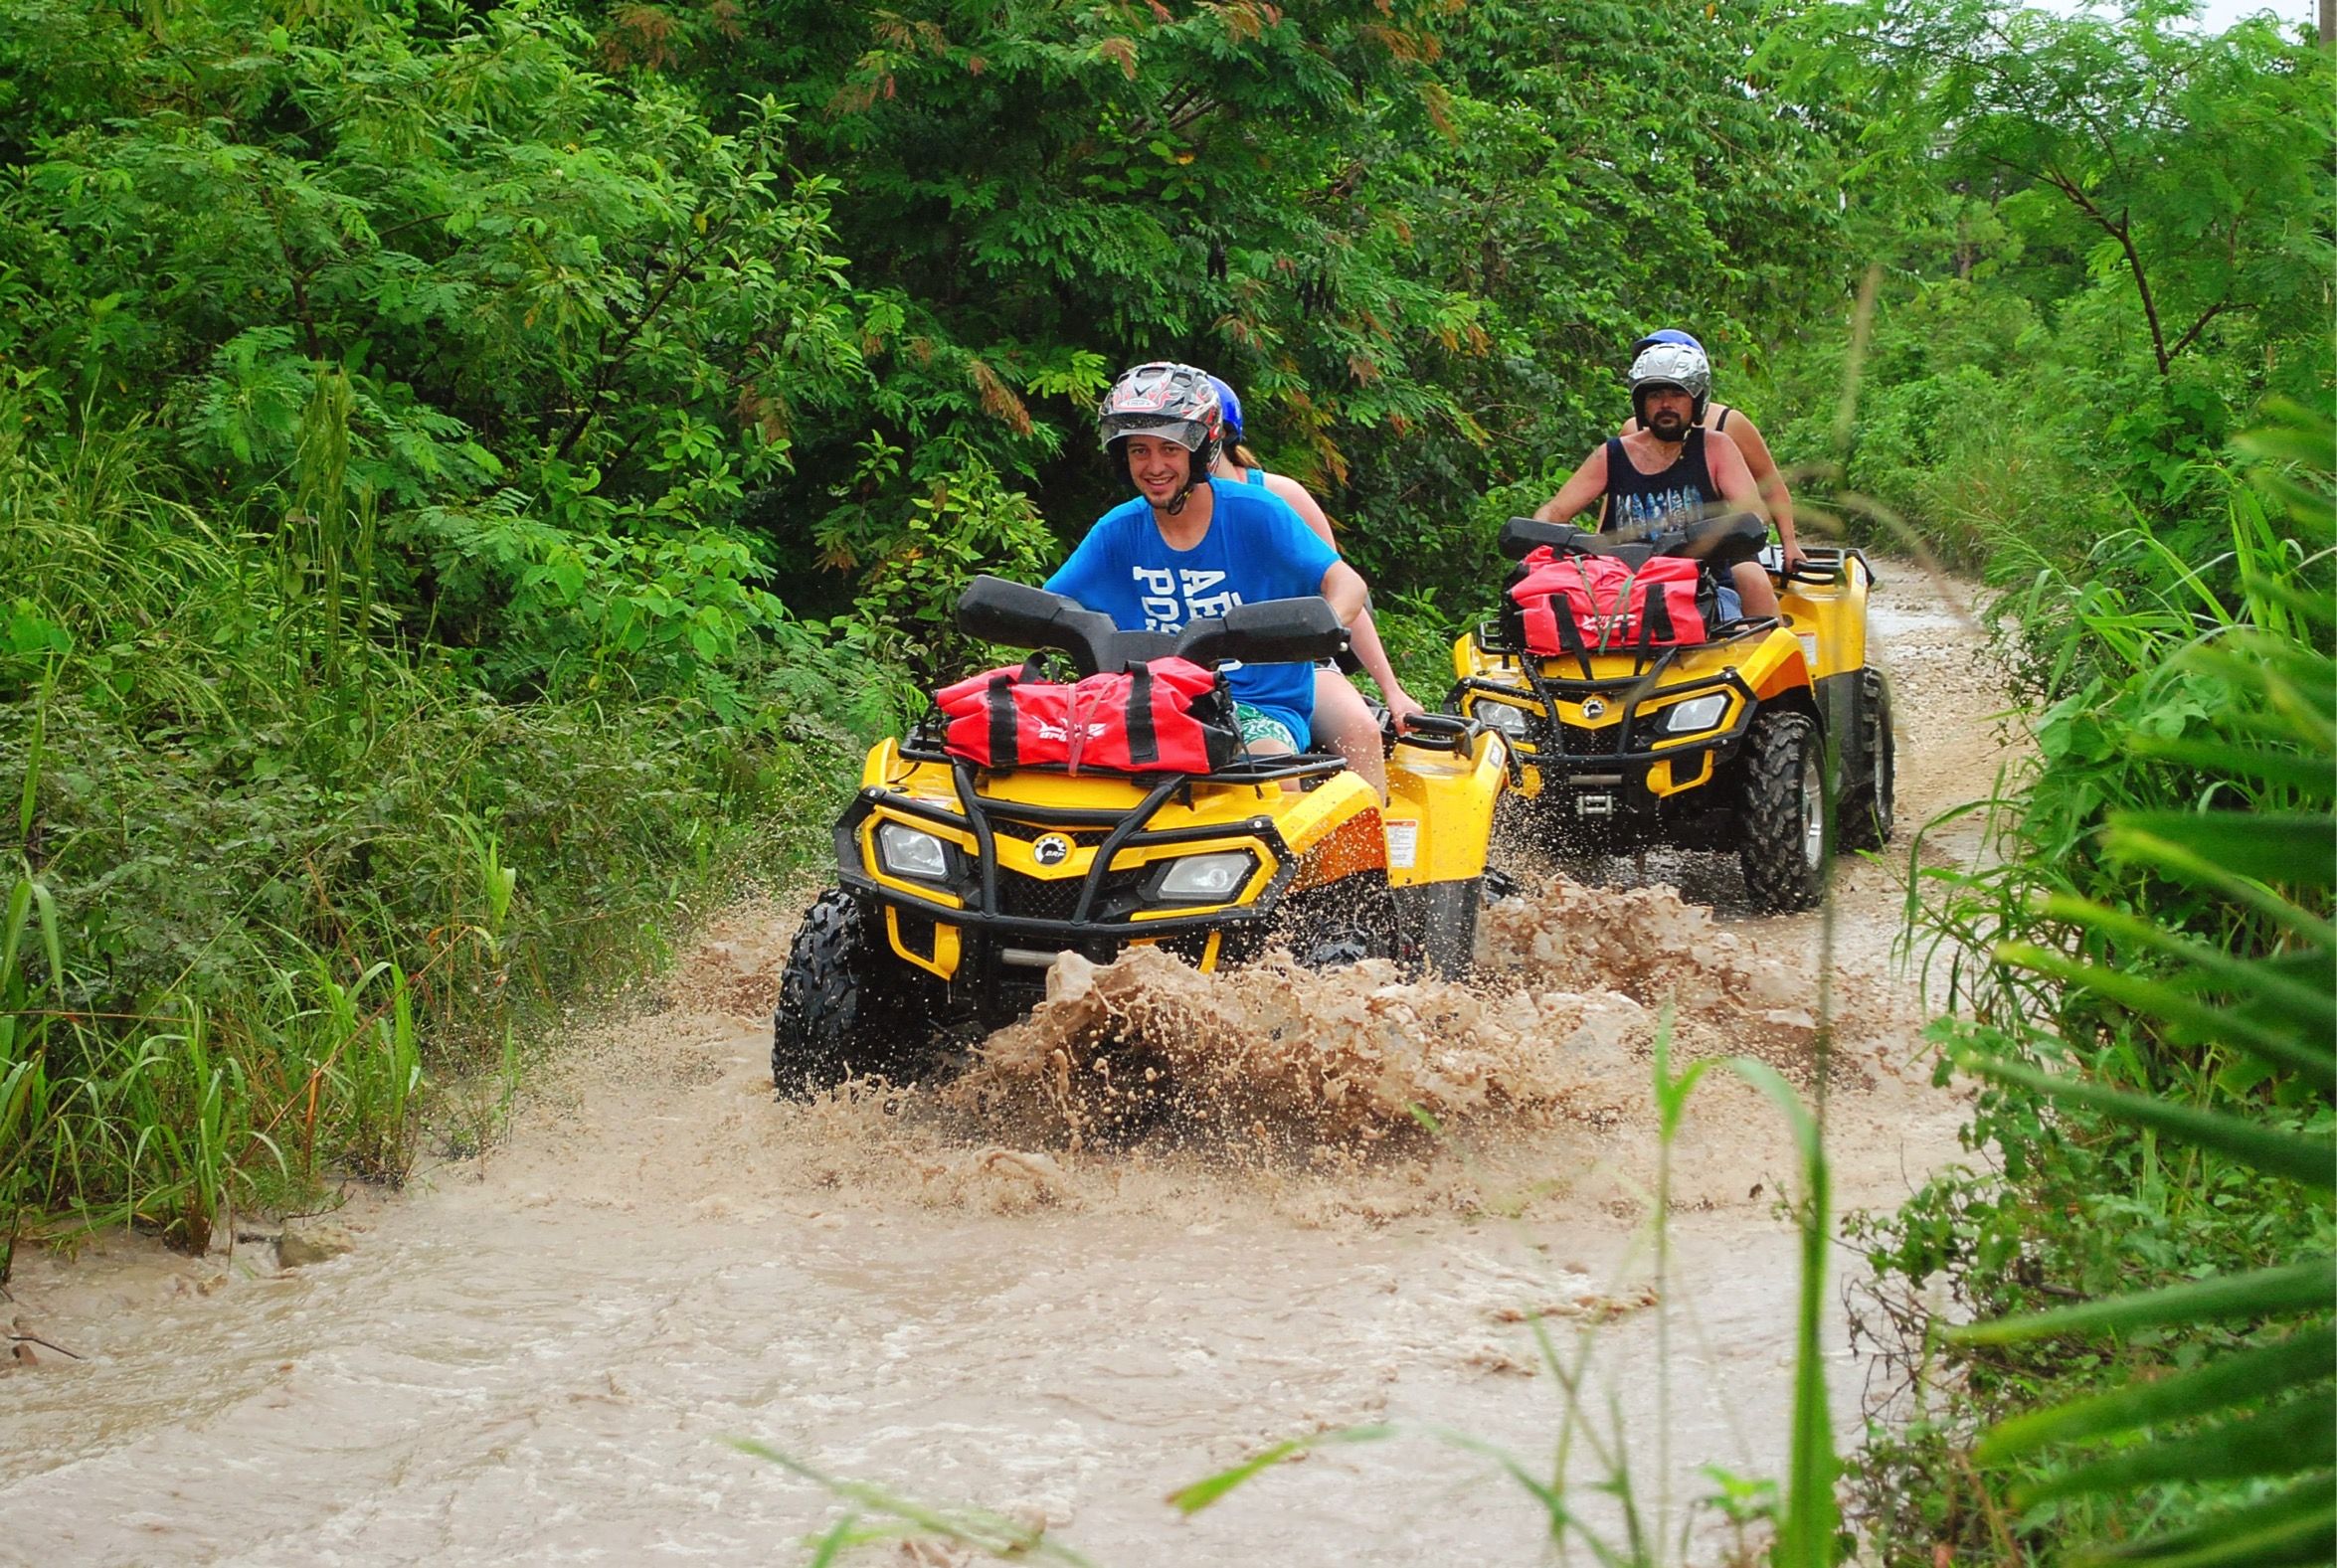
[{"left": 1628, "top": 341, "right": 1711, "bottom": 428}]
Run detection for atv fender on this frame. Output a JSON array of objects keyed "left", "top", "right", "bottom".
[{"left": 1384, "top": 718, "right": 1508, "bottom": 975}]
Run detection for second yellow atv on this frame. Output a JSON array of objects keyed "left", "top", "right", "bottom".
[
  {"left": 773, "top": 576, "right": 1509, "bottom": 1092},
  {"left": 1445, "top": 513, "right": 1893, "bottom": 912}
]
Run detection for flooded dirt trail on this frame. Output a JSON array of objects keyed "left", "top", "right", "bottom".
[{"left": 3, "top": 565, "right": 2012, "bottom": 1566}]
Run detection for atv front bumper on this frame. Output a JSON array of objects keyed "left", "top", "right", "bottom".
[
  {"left": 835, "top": 767, "right": 1313, "bottom": 1028},
  {"left": 1451, "top": 661, "right": 1759, "bottom": 838}
]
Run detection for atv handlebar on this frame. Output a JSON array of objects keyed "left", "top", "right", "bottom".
[
  {"left": 1176, "top": 597, "right": 1349, "bottom": 667},
  {"left": 1499, "top": 511, "right": 1768, "bottom": 572},
  {"left": 956, "top": 576, "right": 1128, "bottom": 676},
  {"left": 1497, "top": 517, "right": 1602, "bottom": 562},
  {"left": 955, "top": 575, "right": 1350, "bottom": 675},
  {"left": 1391, "top": 710, "right": 1481, "bottom": 755},
  {"left": 1776, "top": 547, "right": 1881, "bottom": 589}
]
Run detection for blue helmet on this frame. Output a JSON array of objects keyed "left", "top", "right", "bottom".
[
  {"left": 1205, "top": 375, "right": 1245, "bottom": 441},
  {"left": 1631, "top": 328, "right": 1705, "bottom": 359}
]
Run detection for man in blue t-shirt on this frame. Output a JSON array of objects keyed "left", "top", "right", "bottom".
[{"left": 1046, "top": 361, "right": 1367, "bottom": 755}]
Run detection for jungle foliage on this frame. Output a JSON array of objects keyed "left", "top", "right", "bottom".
[
  {"left": 0, "top": 0, "right": 1874, "bottom": 1263},
  {"left": 1849, "top": 405, "right": 2334, "bottom": 1565}
]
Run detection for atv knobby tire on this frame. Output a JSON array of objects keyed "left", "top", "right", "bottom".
[
  {"left": 1291, "top": 880, "right": 1405, "bottom": 970},
  {"left": 1839, "top": 670, "right": 1895, "bottom": 852},
  {"left": 772, "top": 888, "right": 939, "bottom": 1096},
  {"left": 1738, "top": 711, "right": 1827, "bottom": 913}
]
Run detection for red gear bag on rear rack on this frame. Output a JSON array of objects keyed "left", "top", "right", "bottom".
[
  {"left": 1504, "top": 547, "right": 1716, "bottom": 655},
  {"left": 934, "top": 656, "right": 1242, "bottom": 775}
]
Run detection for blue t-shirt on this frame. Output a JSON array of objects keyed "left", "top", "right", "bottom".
[{"left": 1045, "top": 478, "right": 1340, "bottom": 745}]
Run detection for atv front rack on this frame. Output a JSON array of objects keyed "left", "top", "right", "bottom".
[
  {"left": 838, "top": 757, "right": 1337, "bottom": 1027},
  {"left": 896, "top": 722, "right": 1348, "bottom": 788},
  {"left": 1452, "top": 657, "right": 1762, "bottom": 784},
  {"left": 1471, "top": 613, "right": 1780, "bottom": 682}
]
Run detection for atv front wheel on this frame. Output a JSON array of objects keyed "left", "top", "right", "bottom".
[
  {"left": 1290, "top": 881, "right": 1405, "bottom": 970},
  {"left": 1839, "top": 671, "right": 1895, "bottom": 852},
  {"left": 1738, "top": 712, "right": 1827, "bottom": 913},
  {"left": 772, "top": 888, "right": 942, "bottom": 1096}
]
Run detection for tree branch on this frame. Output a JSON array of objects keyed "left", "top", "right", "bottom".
[
  {"left": 553, "top": 211, "right": 739, "bottom": 459},
  {"left": 2025, "top": 155, "right": 2174, "bottom": 377}
]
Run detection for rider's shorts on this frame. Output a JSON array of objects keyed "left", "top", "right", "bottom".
[
  {"left": 1233, "top": 702, "right": 1305, "bottom": 752},
  {"left": 1715, "top": 583, "right": 1743, "bottom": 621}
]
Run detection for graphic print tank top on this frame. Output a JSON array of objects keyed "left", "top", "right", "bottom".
[{"left": 1599, "top": 428, "right": 1717, "bottom": 539}]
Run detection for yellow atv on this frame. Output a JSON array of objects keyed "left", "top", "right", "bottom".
[
  {"left": 1446, "top": 513, "right": 1893, "bottom": 912},
  {"left": 773, "top": 576, "right": 1510, "bottom": 1092}
]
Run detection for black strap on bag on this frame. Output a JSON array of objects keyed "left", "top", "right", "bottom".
[
  {"left": 986, "top": 671, "right": 1019, "bottom": 768},
  {"left": 1640, "top": 573, "right": 1678, "bottom": 645},
  {"left": 1126, "top": 663, "right": 1160, "bottom": 767}
]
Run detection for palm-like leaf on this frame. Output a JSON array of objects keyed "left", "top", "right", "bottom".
[
  {"left": 1947, "top": 652, "right": 2335, "bottom": 1549},
  {"left": 1937, "top": 416, "right": 2335, "bottom": 1557}
]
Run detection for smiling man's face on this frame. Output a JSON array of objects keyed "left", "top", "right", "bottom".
[{"left": 1122, "top": 435, "right": 1194, "bottom": 505}]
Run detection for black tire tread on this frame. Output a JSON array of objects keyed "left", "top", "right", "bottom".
[
  {"left": 1291, "top": 878, "right": 1404, "bottom": 970},
  {"left": 772, "top": 889, "right": 934, "bottom": 1095},
  {"left": 1738, "top": 711, "right": 1825, "bottom": 913},
  {"left": 1840, "top": 670, "right": 1895, "bottom": 852},
  {"left": 1420, "top": 876, "right": 1482, "bottom": 979}
]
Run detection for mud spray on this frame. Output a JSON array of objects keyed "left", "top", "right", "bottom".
[{"left": 1, "top": 568, "right": 2004, "bottom": 1566}]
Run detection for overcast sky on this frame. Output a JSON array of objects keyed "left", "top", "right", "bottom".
[
  {"left": 2047, "top": 0, "right": 2319, "bottom": 30},
  {"left": 2186, "top": 0, "right": 2313, "bottom": 26}
]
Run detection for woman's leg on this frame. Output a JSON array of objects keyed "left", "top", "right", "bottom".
[{"left": 1313, "top": 666, "right": 1388, "bottom": 799}]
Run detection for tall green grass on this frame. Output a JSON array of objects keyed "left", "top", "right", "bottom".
[
  {"left": 0, "top": 404, "right": 883, "bottom": 1277},
  {"left": 1849, "top": 406, "right": 2335, "bottom": 1561}
]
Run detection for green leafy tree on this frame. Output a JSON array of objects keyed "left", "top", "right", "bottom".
[
  {"left": 1, "top": 0, "right": 868, "bottom": 693},
  {"left": 583, "top": 0, "right": 1856, "bottom": 610}
]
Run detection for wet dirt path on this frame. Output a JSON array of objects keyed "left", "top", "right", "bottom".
[{"left": 2, "top": 566, "right": 2013, "bottom": 1566}]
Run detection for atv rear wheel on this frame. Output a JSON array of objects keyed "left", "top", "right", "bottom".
[
  {"left": 772, "top": 888, "right": 942, "bottom": 1096},
  {"left": 1839, "top": 671, "right": 1895, "bottom": 852},
  {"left": 1738, "top": 711, "right": 1827, "bottom": 913},
  {"left": 1411, "top": 877, "right": 1482, "bottom": 978}
]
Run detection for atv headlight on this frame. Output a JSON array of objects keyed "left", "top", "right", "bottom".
[
  {"left": 1151, "top": 851, "right": 1256, "bottom": 905},
  {"left": 1472, "top": 700, "right": 1533, "bottom": 740},
  {"left": 874, "top": 821, "right": 953, "bottom": 883},
  {"left": 1662, "top": 693, "right": 1730, "bottom": 734}
]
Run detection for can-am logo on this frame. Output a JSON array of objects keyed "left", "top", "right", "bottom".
[
  {"left": 1036, "top": 721, "right": 1110, "bottom": 742},
  {"left": 1580, "top": 697, "right": 1607, "bottom": 720},
  {"left": 1032, "top": 834, "right": 1073, "bottom": 866}
]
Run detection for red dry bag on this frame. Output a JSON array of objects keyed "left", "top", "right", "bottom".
[
  {"left": 1505, "top": 548, "right": 1716, "bottom": 655},
  {"left": 933, "top": 656, "right": 1241, "bottom": 775}
]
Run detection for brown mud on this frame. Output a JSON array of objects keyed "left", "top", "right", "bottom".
[{"left": 0, "top": 565, "right": 2011, "bottom": 1566}]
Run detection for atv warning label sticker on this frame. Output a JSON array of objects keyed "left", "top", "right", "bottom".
[{"left": 1384, "top": 819, "right": 1419, "bottom": 869}]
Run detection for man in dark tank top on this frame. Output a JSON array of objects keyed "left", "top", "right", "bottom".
[
  {"left": 1620, "top": 328, "right": 1807, "bottom": 570},
  {"left": 1529, "top": 340, "right": 1781, "bottom": 619}
]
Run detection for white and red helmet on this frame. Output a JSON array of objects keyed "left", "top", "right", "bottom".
[{"left": 1098, "top": 361, "right": 1224, "bottom": 468}]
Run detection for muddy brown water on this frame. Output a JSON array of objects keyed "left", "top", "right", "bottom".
[{"left": 2, "top": 568, "right": 2011, "bottom": 1565}]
